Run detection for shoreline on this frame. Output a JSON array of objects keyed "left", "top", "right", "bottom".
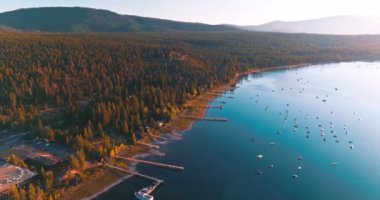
[
  {"left": 82, "top": 152, "right": 157, "bottom": 200},
  {"left": 80, "top": 62, "right": 312, "bottom": 200},
  {"left": 82, "top": 174, "right": 133, "bottom": 200}
]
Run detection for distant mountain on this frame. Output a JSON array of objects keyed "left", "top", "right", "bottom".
[
  {"left": 0, "top": 7, "right": 238, "bottom": 32},
  {"left": 240, "top": 16, "right": 380, "bottom": 35}
]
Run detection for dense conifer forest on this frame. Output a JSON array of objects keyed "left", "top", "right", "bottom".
[
  {"left": 1, "top": 31, "right": 380, "bottom": 199},
  {"left": 1, "top": 32, "right": 380, "bottom": 152}
]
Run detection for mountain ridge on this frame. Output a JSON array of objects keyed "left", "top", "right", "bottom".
[
  {"left": 0, "top": 7, "right": 239, "bottom": 32},
  {"left": 240, "top": 15, "right": 380, "bottom": 35}
]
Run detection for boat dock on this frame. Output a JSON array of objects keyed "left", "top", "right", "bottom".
[
  {"left": 105, "top": 164, "right": 163, "bottom": 183},
  {"left": 150, "top": 134, "right": 167, "bottom": 141},
  {"left": 187, "top": 105, "right": 223, "bottom": 109},
  {"left": 114, "top": 156, "right": 185, "bottom": 171},
  {"left": 179, "top": 115, "right": 228, "bottom": 122},
  {"left": 206, "top": 92, "right": 224, "bottom": 96},
  {"left": 198, "top": 97, "right": 226, "bottom": 104},
  {"left": 146, "top": 180, "right": 163, "bottom": 195},
  {"left": 137, "top": 141, "right": 160, "bottom": 149}
]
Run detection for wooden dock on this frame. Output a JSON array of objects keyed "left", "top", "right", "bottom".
[
  {"left": 146, "top": 180, "right": 163, "bottom": 195},
  {"left": 187, "top": 105, "right": 223, "bottom": 109},
  {"left": 137, "top": 141, "right": 160, "bottom": 149},
  {"left": 169, "top": 132, "right": 182, "bottom": 137},
  {"left": 105, "top": 164, "right": 164, "bottom": 197},
  {"left": 206, "top": 92, "right": 224, "bottom": 96},
  {"left": 114, "top": 156, "right": 184, "bottom": 171},
  {"left": 150, "top": 134, "right": 167, "bottom": 141},
  {"left": 105, "top": 164, "right": 163, "bottom": 183},
  {"left": 198, "top": 97, "right": 226, "bottom": 104},
  {"left": 179, "top": 115, "right": 228, "bottom": 122}
]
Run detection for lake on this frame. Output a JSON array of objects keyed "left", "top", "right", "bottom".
[{"left": 97, "top": 62, "right": 380, "bottom": 200}]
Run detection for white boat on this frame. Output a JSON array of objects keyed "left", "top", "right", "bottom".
[
  {"left": 331, "top": 162, "right": 338, "bottom": 166},
  {"left": 135, "top": 187, "right": 154, "bottom": 200},
  {"left": 257, "top": 154, "right": 264, "bottom": 159},
  {"left": 135, "top": 191, "right": 154, "bottom": 200},
  {"left": 291, "top": 174, "right": 298, "bottom": 179}
]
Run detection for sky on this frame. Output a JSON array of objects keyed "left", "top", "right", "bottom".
[{"left": 0, "top": 0, "right": 380, "bottom": 25}]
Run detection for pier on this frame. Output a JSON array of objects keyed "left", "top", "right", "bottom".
[
  {"left": 187, "top": 105, "right": 223, "bottom": 109},
  {"left": 106, "top": 164, "right": 164, "bottom": 198},
  {"left": 198, "top": 97, "right": 226, "bottom": 104},
  {"left": 150, "top": 134, "right": 167, "bottom": 141},
  {"left": 206, "top": 91, "right": 224, "bottom": 96},
  {"left": 137, "top": 141, "right": 160, "bottom": 149},
  {"left": 169, "top": 131, "right": 182, "bottom": 137},
  {"left": 114, "top": 156, "right": 185, "bottom": 171},
  {"left": 146, "top": 180, "right": 163, "bottom": 195},
  {"left": 179, "top": 115, "right": 228, "bottom": 122},
  {"left": 105, "top": 164, "right": 163, "bottom": 183},
  {"left": 166, "top": 125, "right": 179, "bottom": 130}
]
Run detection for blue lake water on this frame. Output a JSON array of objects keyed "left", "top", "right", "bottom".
[{"left": 97, "top": 62, "right": 380, "bottom": 200}]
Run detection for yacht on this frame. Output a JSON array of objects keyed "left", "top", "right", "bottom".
[
  {"left": 257, "top": 154, "right": 264, "bottom": 159},
  {"left": 135, "top": 187, "right": 154, "bottom": 200},
  {"left": 135, "top": 191, "right": 153, "bottom": 200}
]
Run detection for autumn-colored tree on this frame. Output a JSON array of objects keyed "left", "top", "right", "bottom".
[
  {"left": 69, "top": 155, "right": 80, "bottom": 170},
  {"left": 27, "top": 184, "right": 35, "bottom": 200},
  {"left": 10, "top": 185, "right": 20, "bottom": 200}
]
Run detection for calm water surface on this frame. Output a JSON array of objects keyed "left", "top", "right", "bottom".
[{"left": 97, "top": 62, "right": 380, "bottom": 200}]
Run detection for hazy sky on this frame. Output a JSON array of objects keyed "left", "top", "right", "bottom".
[{"left": 1, "top": 0, "right": 379, "bottom": 25}]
